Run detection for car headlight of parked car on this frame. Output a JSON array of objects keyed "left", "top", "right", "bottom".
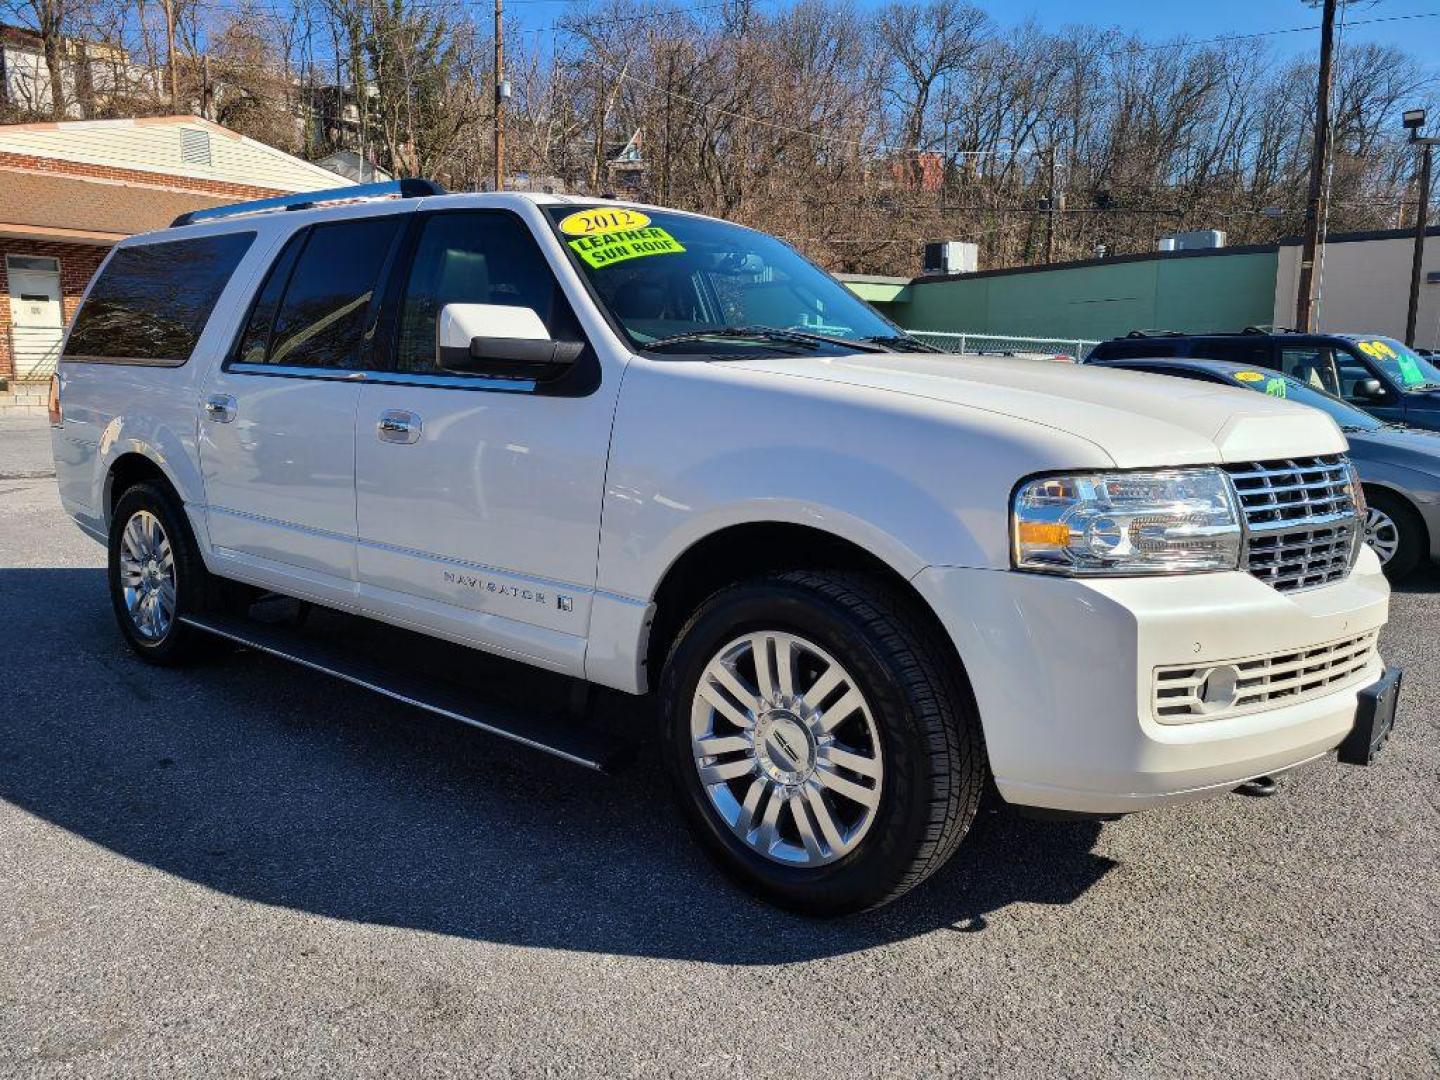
[{"left": 1012, "top": 468, "right": 1242, "bottom": 575}]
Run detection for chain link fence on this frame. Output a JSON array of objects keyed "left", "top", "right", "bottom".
[{"left": 907, "top": 331, "right": 1099, "bottom": 360}]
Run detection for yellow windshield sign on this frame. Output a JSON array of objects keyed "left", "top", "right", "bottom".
[
  {"left": 1357, "top": 338, "right": 1398, "bottom": 361},
  {"left": 568, "top": 226, "right": 685, "bottom": 269},
  {"left": 558, "top": 207, "right": 651, "bottom": 236},
  {"left": 1233, "top": 370, "right": 1265, "bottom": 382}
]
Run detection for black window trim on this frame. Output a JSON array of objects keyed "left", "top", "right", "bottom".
[
  {"left": 223, "top": 212, "right": 408, "bottom": 381},
  {"left": 63, "top": 230, "right": 258, "bottom": 368},
  {"left": 221, "top": 207, "right": 599, "bottom": 397}
]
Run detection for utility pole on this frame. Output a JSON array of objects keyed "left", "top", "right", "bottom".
[
  {"left": 662, "top": 50, "right": 674, "bottom": 203},
  {"left": 1403, "top": 109, "right": 1437, "bottom": 347},
  {"left": 493, "top": 0, "right": 505, "bottom": 191},
  {"left": 1043, "top": 146, "right": 1058, "bottom": 265},
  {"left": 162, "top": 0, "right": 179, "bottom": 112},
  {"left": 1295, "top": 0, "right": 1337, "bottom": 332}
]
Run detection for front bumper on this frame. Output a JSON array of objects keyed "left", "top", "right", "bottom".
[{"left": 913, "top": 547, "right": 1392, "bottom": 814}]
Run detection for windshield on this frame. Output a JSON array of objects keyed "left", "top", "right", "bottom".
[
  {"left": 1352, "top": 336, "right": 1440, "bottom": 390},
  {"left": 1221, "top": 366, "right": 1385, "bottom": 430},
  {"left": 545, "top": 205, "right": 904, "bottom": 355}
]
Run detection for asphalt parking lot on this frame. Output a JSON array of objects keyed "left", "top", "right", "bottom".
[{"left": 0, "top": 414, "right": 1436, "bottom": 1078}]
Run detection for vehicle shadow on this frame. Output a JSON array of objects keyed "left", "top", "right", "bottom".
[
  {"left": 1392, "top": 562, "right": 1440, "bottom": 594},
  {"left": 0, "top": 567, "right": 1116, "bottom": 964}
]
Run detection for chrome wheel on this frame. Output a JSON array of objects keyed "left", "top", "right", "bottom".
[
  {"left": 690, "top": 631, "right": 882, "bottom": 867},
  {"left": 1364, "top": 506, "right": 1401, "bottom": 566},
  {"left": 118, "top": 509, "right": 176, "bottom": 641}
]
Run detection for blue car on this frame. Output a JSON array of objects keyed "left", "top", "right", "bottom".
[
  {"left": 1086, "top": 354, "right": 1440, "bottom": 580},
  {"left": 1087, "top": 330, "right": 1440, "bottom": 433}
]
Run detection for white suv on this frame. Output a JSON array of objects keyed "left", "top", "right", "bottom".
[{"left": 50, "top": 182, "right": 1401, "bottom": 914}]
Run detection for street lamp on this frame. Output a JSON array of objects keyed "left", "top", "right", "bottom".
[{"left": 1404, "top": 108, "right": 1439, "bottom": 347}]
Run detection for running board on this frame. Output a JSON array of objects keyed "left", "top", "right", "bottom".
[{"left": 179, "top": 612, "right": 626, "bottom": 773}]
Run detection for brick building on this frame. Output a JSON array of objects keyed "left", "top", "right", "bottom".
[{"left": 0, "top": 115, "right": 350, "bottom": 399}]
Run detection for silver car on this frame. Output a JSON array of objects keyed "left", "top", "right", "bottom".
[{"left": 1086, "top": 355, "right": 1440, "bottom": 580}]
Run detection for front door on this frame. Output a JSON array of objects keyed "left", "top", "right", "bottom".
[
  {"left": 6, "top": 254, "right": 63, "bottom": 381},
  {"left": 353, "top": 210, "right": 618, "bottom": 671},
  {"left": 199, "top": 213, "right": 405, "bottom": 583}
]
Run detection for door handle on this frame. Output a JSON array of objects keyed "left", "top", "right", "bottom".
[
  {"left": 377, "top": 409, "right": 422, "bottom": 444},
  {"left": 204, "top": 394, "right": 236, "bottom": 423}
]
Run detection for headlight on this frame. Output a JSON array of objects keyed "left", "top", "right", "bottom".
[
  {"left": 1345, "top": 462, "right": 1368, "bottom": 564},
  {"left": 1012, "top": 468, "right": 1242, "bottom": 575}
]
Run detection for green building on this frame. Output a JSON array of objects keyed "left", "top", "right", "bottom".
[
  {"left": 841, "top": 245, "right": 1281, "bottom": 344},
  {"left": 840, "top": 225, "right": 1440, "bottom": 353}
]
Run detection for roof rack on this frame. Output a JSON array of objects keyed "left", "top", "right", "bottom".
[
  {"left": 1123, "top": 329, "right": 1186, "bottom": 338},
  {"left": 171, "top": 178, "right": 447, "bottom": 228}
]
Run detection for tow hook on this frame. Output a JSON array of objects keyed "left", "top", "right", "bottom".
[{"left": 1234, "top": 774, "right": 1278, "bottom": 797}]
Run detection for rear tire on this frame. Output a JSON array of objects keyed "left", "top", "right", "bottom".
[
  {"left": 108, "top": 482, "right": 223, "bottom": 665},
  {"left": 1364, "top": 488, "right": 1424, "bottom": 581},
  {"left": 659, "top": 570, "right": 986, "bottom": 915}
]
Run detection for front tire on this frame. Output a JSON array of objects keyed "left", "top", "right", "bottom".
[
  {"left": 108, "top": 482, "right": 222, "bottom": 665},
  {"left": 1364, "top": 488, "right": 1425, "bottom": 581},
  {"left": 659, "top": 570, "right": 985, "bottom": 915}
]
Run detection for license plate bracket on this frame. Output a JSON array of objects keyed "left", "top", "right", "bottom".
[{"left": 1337, "top": 666, "right": 1402, "bottom": 766}]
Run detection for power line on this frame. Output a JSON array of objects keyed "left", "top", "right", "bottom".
[{"left": 1115, "top": 9, "right": 1440, "bottom": 54}]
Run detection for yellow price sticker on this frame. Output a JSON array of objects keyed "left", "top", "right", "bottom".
[
  {"left": 558, "top": 207, "right": 651, "bottom": 236},
  {"left": 1233, "top": 370, "right": 1265, "bottom": 382},
  {"left": 567, "top": 226, "right": 685, "bottom": 269},
  {"left": 1358, "top": 339, "right": 1398, "bottom": 360}
]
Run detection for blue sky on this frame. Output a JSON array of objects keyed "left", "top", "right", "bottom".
[
  {"left": 995, "top": 0, "right": 1440, "bottom": 58},
  {"left": 505, "top": 0, "right": 1440, "bottom": 66}
]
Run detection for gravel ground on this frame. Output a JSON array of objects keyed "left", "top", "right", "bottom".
[{"left": 0, "top": 415, "right": 1436, "bottom": 1078}]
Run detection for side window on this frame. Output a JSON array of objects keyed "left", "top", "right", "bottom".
[
  {"left": 1090, "top": 340, "right": 1181, "bottom": 360},
  {"left": 1278, "top": 346, "right": 1341, "bottom": 395},
  {"left": 234, "top": 232, "right": 305, "bottom": 364},
  {"left": 394, "top": 212, "right": 578, "bottom": 373},
  {"left": 1187, "top": 339, "right": 1271, "bottom": 366},
  {"left": 1120, "top": 365, "right": 1223, "bottom": 384},
  {"left": 64, "top": 232, "right": 255, "bottom": 364},
  {"left": 252, "top": 216, "right": 402, "bottom": 369},
  {"left": 1334, "top": 350, "right": 1384, "bottom": 399}
]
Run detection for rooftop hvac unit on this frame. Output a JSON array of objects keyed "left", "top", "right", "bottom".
[
  {"left": 922, "top": 241, "right": 978, "bottom": 276},
  {"left": 1157, "top": 229, "right": 1226, "bottom": 252}
]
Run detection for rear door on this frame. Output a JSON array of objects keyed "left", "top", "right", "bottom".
[{"left": 198, "top": 212, "right": 405, "bottom": 585}]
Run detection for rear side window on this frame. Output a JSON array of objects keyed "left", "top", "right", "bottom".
[
  {"left": 1186, "top": 338, "right": 1272, "bottom": 365},
  {"left": 238, "top": 216, "right": 403, "bottom": 369},
  {"left": 64, "top": 232, "right": 255, "bottom": 364},
  {"left": 1111, "top": 364, "right": 1222, "bottom": 384},
  {"left": 1088, "top": 339, "right": 1182, "bottom": 360}
]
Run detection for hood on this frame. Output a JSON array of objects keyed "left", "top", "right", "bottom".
[
  {"left": 1348, "top": 424, "right": 1440, "bottom": 472},
  {"left": 737, "top": 352, "right": 1346, "bottom": 468}
]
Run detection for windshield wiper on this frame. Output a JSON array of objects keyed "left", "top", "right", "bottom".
[
  {"left": 863, "top": 334, "right": 940, "bottom": 353},
  {"left": 644, "top": 325, "right": 884, "bottom": 354},
  {"left": 644, "top": 326, "right": 819, "bottom": 353}
]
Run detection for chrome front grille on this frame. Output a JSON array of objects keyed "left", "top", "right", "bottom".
[
  {"left": 1224, "top": 455, "right": 1359, "bottom": 593},
  {"left": 1153, "top": 629, "right": 1379, "bottom": 722}
]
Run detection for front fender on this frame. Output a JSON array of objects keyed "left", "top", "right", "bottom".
[{"left": 596, "top": 357, "right": 1114, "bottom": 603}]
